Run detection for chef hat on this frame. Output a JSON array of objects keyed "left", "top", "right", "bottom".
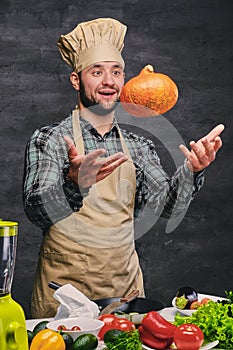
[{"left": 57, "top": 17, "right": 127, "bottom": 73}]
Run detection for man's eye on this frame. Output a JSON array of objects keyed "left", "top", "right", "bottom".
[
  {"left": 92, "top": 70, "right": 102, "bottom": 76},
  {"left": 113, "top": 70, "right": 121, "bottom": 76}
]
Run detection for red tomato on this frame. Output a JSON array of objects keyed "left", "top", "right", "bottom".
[
  {"left": 98, "top": 324, "right": 112, "bottom": 340},
  {"left": 98, "top": 314, "right": 118, "bottom": 340},
  {"left": 71, "top": 326, "right": 81, "bottom": 331},
  {"left": 98, "top": 315, "right": 135, "bottom": 340},
  {"left": 111, "top": 318, "right": 136, "bottom": 332},
  {"left": 190, "top": 301, "right": 202, "bottom": 310},
  {"left": 174, "top": 324, "right": 204, "bottom": 350},
  {"left": 98, "top": 314, "right": 118, "bottom": 324}
]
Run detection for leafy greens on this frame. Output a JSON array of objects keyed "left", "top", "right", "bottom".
[{"left": 104, "top": 329, "right": 142, "bottom": 350}]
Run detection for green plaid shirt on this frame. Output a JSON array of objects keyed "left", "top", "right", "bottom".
[{"left": 23, "top": 114, "right": 204, "bottom": 232}]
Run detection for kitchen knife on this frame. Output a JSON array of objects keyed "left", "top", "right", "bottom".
[{"left": 99, "top": 290, "right": 139, "bottom": 315}]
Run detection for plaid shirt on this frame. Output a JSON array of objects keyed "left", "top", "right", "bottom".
[{"left": 23, "top": 114, "right": 204, "bottom": 232}]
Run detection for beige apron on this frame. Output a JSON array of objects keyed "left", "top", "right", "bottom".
[{"left": 31, "top": 110, "right": 144, "bottom": 318}]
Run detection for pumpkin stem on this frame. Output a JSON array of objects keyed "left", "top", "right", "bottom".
[{"left": 144, "top": 64, "right": 154, "bottom": 72}]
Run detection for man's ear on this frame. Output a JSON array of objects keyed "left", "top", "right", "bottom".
[{"left": 70, "top": 72, "right": 80, "bottom": 91}]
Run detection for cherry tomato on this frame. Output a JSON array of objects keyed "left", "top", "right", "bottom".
[
  {"left": 174, "top": 324, "right": 204, "bottom": 350},
  {"left": 71, "top": 325, "right": 81, "bottom": 331},
  {"left": 57, "top": 325, "right": 67, "bottom": 331},
  {"left": 201, "top": 297, "right": 211, "bottom": 305},
  {"left": 190, "top": 301, "right": 202, "bottom": 310}
]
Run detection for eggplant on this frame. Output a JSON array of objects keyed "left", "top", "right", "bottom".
[{"left": 175, "top": 286, "right": 198, "bottom": 309}]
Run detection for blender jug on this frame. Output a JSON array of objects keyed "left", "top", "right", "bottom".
[{"left": 0, "top": 220, "right": 28, "bottom": 350}]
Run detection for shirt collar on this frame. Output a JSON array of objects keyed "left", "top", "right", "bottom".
[{"left": 79, "top": 115, "right": 120, "bottom": 136}]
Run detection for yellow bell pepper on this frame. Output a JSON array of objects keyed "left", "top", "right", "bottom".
[{"left": 30, "top": 329, "right": 65, "bottom": 350}]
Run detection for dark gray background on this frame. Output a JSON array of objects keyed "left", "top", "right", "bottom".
[{"left": 0, "top": 0, "right": 232, "bottom": 318}]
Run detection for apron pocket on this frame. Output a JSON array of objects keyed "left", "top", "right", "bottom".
[{"left": 41, "top": 250, "right": 87, "bottom": 287}]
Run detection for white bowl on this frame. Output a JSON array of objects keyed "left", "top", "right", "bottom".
[
  {"left": 47, "top": 317, "right": 104, "bottom": 340},
  {"left": 172, "top": 293, "right": 227, "bottom": 316}
]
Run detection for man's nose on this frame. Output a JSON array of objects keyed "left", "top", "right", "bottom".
[{"left": 102, "top": 72, "right": 115, "bottom": 86}]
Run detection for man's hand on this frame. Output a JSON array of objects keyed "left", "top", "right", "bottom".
[
  {"left": 179, "top": 124, "right": 225, "bottom": 173},
  {"left": 64, "top": 136, "right": 128, "bottom": 189}
]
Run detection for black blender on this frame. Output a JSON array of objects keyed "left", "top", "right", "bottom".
[{"left": 0, "top": 220, "right": 28, "bottom": 350}]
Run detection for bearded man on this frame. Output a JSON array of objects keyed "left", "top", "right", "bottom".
[{"left": 23, "top": 17, "right": 224, "bottom": 318}]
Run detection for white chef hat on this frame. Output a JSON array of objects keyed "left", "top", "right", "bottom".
[{"left": 57, "top": 17, "right": 127, "bottom": 72}]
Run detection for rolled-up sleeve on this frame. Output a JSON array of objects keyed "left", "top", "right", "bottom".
[{"left": 132, "top": 137, "right": 204, "bottom": 219}]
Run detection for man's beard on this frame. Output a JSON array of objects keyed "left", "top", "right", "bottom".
[{"left": 79, "top": 78, "right": 119, "bottom": 116}]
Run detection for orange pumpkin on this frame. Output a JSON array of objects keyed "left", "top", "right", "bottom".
[{"left": 120, "top": 65, "right": 178, "bottom": 117}]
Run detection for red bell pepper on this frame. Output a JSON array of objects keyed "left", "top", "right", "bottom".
[
  {"left": 139, "top": 325, "right": 173, "bottom": 349},
  {"left": 142, "top": 311, "right": 177, "bottom": 339}
]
